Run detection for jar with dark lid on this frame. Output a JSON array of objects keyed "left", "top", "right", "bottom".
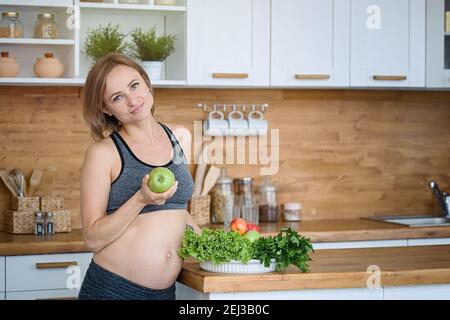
[
  {"left": 0, "top": 12, "right": 24, "bottom": 38},
  {"left": 211, "top": 168, "right": 234, "bottom": 224},
  {"left": 258, "top": 176, "right": 279, "bottom": 222}
]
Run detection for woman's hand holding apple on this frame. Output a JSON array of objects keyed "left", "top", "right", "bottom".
[{"left": 138, "top": 174, "right": 178, "bottom": 206}]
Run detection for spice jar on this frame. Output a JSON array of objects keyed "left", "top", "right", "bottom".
[
  {"left": 34, "top": 13, "right": 58, "bottom": 39},
  {"left": 283, "top": 202, "right": 301, "bottom": 222},
  {"left": 0, "top": 51, "right": 20, "bottom": 77},
  {"left": 34, "top": 211, "right": 45, "bottom": 235},
  {"left": 45, "top": 211, "right": 55, "bottom": 235},
  {"left": 33, "top": 52, "right": 64, "bottom": 78},
  {"left": 211, "top": 168, "right": 234, "bottom": 224},
  {"left": 0, "top": 12, "right": 24, "bottom": 38},
  {"left": 258, "top": 176, "right": 279, "bottom": 222}
]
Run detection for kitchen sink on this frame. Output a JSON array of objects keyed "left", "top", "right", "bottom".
[{"left": 367, "top": 215, "right": 450, "bottom": 227}]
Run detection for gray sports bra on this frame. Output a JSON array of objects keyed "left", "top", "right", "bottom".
[{"left": 106, "top": 122, "right": 194, "bottom": 215}]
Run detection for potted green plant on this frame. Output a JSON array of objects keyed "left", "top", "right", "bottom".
[
  {"left": 129, "top": 26, "right": 176, "bottom": 81},
  {"left": 84, "top": 23, "right": 127, "bottom": 62}
]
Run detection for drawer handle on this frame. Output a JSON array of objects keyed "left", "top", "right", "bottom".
[
  {"left": 35, "top": 261, "right": 78, "bottom": 269},
  {"left": 295, "top": 74, "right": 330, "bottom": 80},
  {"left": 373, "top": 75, "right": 407, "bottom": 81},
  {"left": 212, "top": 73, "right": 249, "bottom": 79},
  {"left": 36, "top": 297, "right": 78, "bottom": 300}
]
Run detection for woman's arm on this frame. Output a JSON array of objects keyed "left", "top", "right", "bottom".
[{"left": 80, "top": 142, "right": 178, "bottom": 253}]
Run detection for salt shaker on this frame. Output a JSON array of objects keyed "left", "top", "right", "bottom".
[
  {"left": 34, "top": 211, "right": 45, "bottom": 235},
  {"left": 45, "top": 211, "right": 55, "bottom": 235}
]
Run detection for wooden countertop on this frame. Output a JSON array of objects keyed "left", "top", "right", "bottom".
[
  {"left": 178, "top": 245, "right": 450, "bottom": 292},
  {"left": 1, "top": 218, "right": 450, "bottom": 256},
  {"left": 251, "top": 219, "right": 450, "bottom": 242},
  {"left": 0, "top": 229, "right": 88, "bottom": 256}
]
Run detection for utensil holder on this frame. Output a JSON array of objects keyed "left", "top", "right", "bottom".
[
  {"left": 3, "top": 209, "right": 71, "bottom": 234},
  {"left": 10, "top": 196, "right": 40, "bottom": 211},
  {"left": 40, "top": 196, "right": 64, "bottom": 211},
  {"left": 188, "top": 195, "right": 211, "bottom": 226}
]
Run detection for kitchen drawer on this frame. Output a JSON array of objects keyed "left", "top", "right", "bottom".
[
  {"left": 6, "top": 289, "right": 79, "bottom": 300},
  {"left": 6, "top": 252, "right": 92, "bottom": 292},
  {"left": 0, "top": 256, "right": 5, "bottom": 292}
]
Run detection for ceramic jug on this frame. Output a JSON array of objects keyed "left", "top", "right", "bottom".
[
  {"left": 0, "top": 51, "right": 20, "bottom": 77},
  {"left": 34, "top": 52, "right": 64, "bottom": 78}
]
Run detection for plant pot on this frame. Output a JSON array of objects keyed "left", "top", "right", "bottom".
[
  {"left": 0, "top": 51, "right": 20, "bottom": 77},
  {"left": 33, "top": 52, "right": 64, "bottom": 78},
  {"left": 142, "top": 61, "right": 164, "bottom": 81}
]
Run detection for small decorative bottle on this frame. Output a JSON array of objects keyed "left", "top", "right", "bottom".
[
  {"left": 45, "top": 211, "right": 55, "bottom": 235},
  {"left": 34, "top": 212, "right": 45, "bottom": 235}
]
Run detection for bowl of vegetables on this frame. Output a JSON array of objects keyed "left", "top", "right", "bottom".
[{"left": 178, "top": 227, "right": 314, "bottom": 274}]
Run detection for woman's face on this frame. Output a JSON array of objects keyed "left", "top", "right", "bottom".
[{"left": 102, "top": 64, "right": 154, "bottom": 123}]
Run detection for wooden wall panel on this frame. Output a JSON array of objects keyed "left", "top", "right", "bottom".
[{"left": 0, "top": 87, "right": 449, "bottom": 230}]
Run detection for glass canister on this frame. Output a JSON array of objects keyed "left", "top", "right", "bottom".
[
  {"left": 211, "top": 168, "right": 234, "bottom": 225},
  {"left": 0, "top": 12, "right": 24, "bottom": 38},
  {"left": 258, "top": 176, "right": 279, "bottom": 222},
  {"left": 34, "top": 13, "right": 58, "bottom": 39}
]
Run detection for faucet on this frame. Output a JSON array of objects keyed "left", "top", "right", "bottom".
[{"left": 429, "top": 181, "right": 450, "bottom": 218}]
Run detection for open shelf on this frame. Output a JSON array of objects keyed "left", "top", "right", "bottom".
[
  {"left": 0, "top": 38, "right": 75, "bottom": 45},
  {"left": 79, "top": 2, "right": 186, "bottom": 12},
  {"left": 0, "top": 77, "right": 85, "bottom": 85}
]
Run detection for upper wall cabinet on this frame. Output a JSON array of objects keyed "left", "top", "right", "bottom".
[
  {"left": 187, "top": 0, "right": 270, "bottom": 86},
  {"left": 271, "top": 0, "right": 350, "bottom": 87},
  {"left": 350, "top": 0, "right": 426, "bottom": 88},
  {"left": 426, "top": 0, "right": 450, "bottom": 88}
]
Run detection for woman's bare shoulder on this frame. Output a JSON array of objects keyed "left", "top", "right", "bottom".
[
  {"left": 165, "top": 124, "right": 191, "bottom": 142},
  {"left": 82, "top": 136, "right": 116, "bottom": 166}
]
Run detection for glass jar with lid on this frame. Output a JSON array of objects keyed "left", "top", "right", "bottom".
[
  {"left": 34, "top": 13, "right": 58, "bottom": 39},
  {"left": 258, "top": 176, "right": 279, "bottom": 222},
  {"left": 211, "top": 168, "right": 234, "bottom": 225},
  {"left": 0, "top": 12, "right": 24, "bottom": 38}
]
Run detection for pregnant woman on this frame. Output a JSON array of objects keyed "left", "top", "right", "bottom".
[{"left": 78, "top": 53, "right": 200, "bottom": 300}]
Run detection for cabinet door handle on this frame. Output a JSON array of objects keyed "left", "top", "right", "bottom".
[
  {"left": 36, "top": 297, "right": 78, "bottom": 300},
  {"left": 295, "top": 74, "right": 330, "bottom": 80},
  {"left": 372, "top": 75, "right": 407, "bottom": 81},
  {"left": 212, "top": 73, "right": 249, "bottom": 79},
  {"left": 35, "top": 261, "right": 78, "bottom": 269}
]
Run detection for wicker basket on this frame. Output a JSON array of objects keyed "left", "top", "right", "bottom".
[
  {"left": 188, "top": 195, "right": 211, "bottom": 226},
  {"left": 40, "top": 196, "right": 64, "bottom": 211},
  {"left": 3, "top": 209, "right": 71, "bottom": 234},
  {"left": 10, "top": 197, "right": 40, "bottom": 211}
]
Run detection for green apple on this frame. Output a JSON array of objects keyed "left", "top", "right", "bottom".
[
  {"left": 147, "top": 167, "right": 175, "bottom": 193},
  {"left": 243, "top": 230, "right": 261, "bottom": 243}
]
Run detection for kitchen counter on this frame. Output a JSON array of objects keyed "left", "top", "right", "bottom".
[
  {"left": 1, "top": 218, "right": 450, "bottom": 256},
  {"left": 0, "top": 229, "right": 88, "bottom": 256},
  {"left": 251, "top": 218, "right": 450, "bottom": 242},
  {"left": 177, "top": 245, "right": 450, "bottom": 294}
]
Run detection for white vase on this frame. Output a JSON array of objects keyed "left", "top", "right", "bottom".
[{"left": 141, "top": 61, "right": 164, "bottom": 81}]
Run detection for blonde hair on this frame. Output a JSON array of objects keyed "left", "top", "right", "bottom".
[{"left": 83, "top": 52, "right": 154, "bottom": 141}]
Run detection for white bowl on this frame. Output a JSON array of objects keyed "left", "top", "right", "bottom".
[{"left": 200, "top": 259, "right": 276, "bottom": 274}]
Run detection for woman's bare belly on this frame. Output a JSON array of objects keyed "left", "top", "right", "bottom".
[{"left": 93, "top": 209, "right": 188, "bottom": 290}]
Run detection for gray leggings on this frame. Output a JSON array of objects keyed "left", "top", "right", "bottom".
[{"left": 78, "top": 259, "right": 176, "bottom": 300}]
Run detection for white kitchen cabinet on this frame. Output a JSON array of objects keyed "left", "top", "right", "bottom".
[
  {"left": 0, "top": 256, "right": 5, "bottom": 294},
  {"left": 187, "top": 0, "right": 270, "bottom": 86},
  {"left": 6, "top": 289, "right": 79, "bottom": 300},
  {"left": 384, "top": 284, "right": 450, "bottom": 300},
  {"left": 6, "top": 252, "right": 92, "bottom": 293},
  {"left": 350, "top": 0, "right": 426, "bottom": 87},
  {"left": 426, "top": 0, "right": 450, "bottom": 87},
  {"left": 271, "top": 0, "right": 350, "bottom": 87},
  {"left": 407, "top": 237, "right": 450, "bottom": 246}
]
